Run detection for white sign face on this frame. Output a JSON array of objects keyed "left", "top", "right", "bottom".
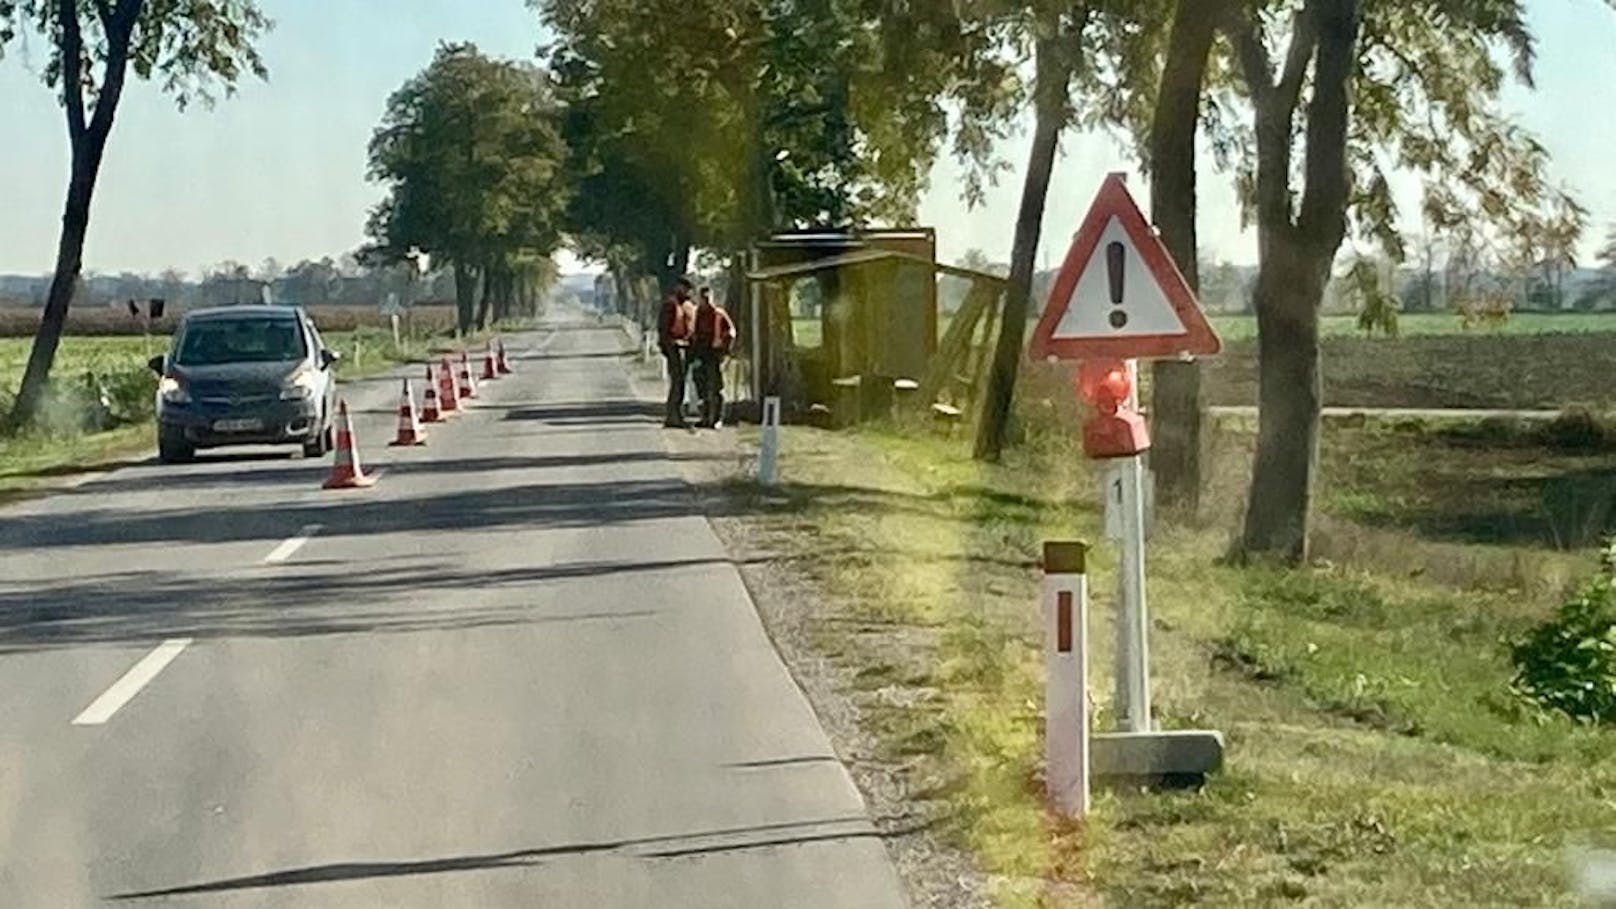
[
  {"left": 382, "top": 292, "right": 401, "bottom": 314},
  {"left": 1051, "top": 217, "right": 1187, "bottom": 340},
  {"left": 1029, "top": 173, "right": 1221, "bottom": 361}
]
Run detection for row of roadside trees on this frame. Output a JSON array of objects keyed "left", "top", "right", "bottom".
[
  {"left": 531, "top": 0, "right": 1608, "bottom": 562},
  {"left": 5, "top": 0, "right": 1612, "bottom": 563}
]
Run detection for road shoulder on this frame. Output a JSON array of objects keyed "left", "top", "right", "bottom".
[{"left": 639, "top": 370, "right": 992, "bottom": 909}]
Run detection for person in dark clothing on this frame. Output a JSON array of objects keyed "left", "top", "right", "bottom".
[
  {"left": 688, "top": 286, "right": 737, "bottom": 429},
  {"left": 657, "top": 278, "right": 695, "bottom": 428}
]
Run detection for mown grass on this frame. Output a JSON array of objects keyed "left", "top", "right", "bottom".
[{"left": 727, "top": 407, "right": 1616, "bottom": 906}]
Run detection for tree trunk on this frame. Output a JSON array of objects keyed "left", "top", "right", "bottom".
[
  {"left": 1147, "top": 0, "right": 1221, "bottom": 513},
  {"left": 475, "top": 264, "right": 495, "bottom": 331},
  {"left": 7, "top": 150, "right": 103, "bottom": 430},
  {"left": 493, "top": 264, "right": 513, "bottom": 323},
  {"left": 1237, "top": 0, "right": 1360, "bottom": 563},
  {"left": 1240, "top": 245, "right": 1325, "bottom": 561},
  {"left": 973, "top": 33, "right": 1069, "bottom": 462},
  {"left": 610, "top": 265, "right": 631, "bottom": 320},
  {"left": 453, "top": 263, "right": 477, "bottom": 335},
  {"left": 671, "top": 237, "right": 691, "bottom": 286},
  {"left": 649, "top": 235, "right": 679, "bottom": 296},
  {"left": 6, "top": 2, "right": 135, "bottom": 431}
]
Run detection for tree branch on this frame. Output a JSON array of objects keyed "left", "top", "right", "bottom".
[
  {"left": 58, "top": 0, "right": 87, "bottom": 140},
  {"left": 87, "top": 0, "right": 145, "bottom": 139},
  {"left": 1297, "top": 0, "right": 1362, "bottom": 255},
  {"left": 1222, "top": 4, "right": 1300, "bottom": 237},
  {"left": 1224, "top": 7, "right": 1275, "bottom": 114},
  {"left": 1274, "top": 7, "right": 1318, "bottom": 117}
]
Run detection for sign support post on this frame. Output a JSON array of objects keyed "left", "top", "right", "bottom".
[{"left": 1115, "top": 424, "right": 1152, "bottom": 729}]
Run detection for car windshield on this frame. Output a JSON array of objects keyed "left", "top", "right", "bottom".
[{"left": 175, "top": 317, "right": 306, "bottom": 366}]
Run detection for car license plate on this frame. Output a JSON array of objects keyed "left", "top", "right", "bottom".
[{"left": 213, "top": 418, "right": 263, "bottom": 433}]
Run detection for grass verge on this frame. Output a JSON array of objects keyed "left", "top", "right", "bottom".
[{"left": 714, "top": 414, "right": 1616, "bottom": 907}]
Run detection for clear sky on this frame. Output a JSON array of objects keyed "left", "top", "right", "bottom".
[{"left": 2, "top": 0, "right": 1612, "bottom": 277}]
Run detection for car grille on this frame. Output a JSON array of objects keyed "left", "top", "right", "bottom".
[
  {"left": 196, "top": 393, "right": 278, "bottom": 406},
  {"left": 189, "top": 381, "right": 284, "bottom": 407}
]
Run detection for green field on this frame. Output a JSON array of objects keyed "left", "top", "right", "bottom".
[
  {"left": 1209, "top": 310, "right": 1616, "bottom": 342},
  {"left": 790, "top": 310, "right": 1616, "bottom": 353}
]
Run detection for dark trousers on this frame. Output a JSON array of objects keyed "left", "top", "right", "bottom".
[
  {"left": 661, "top": 345, "right": 687, "bottom": 425},
  {"left": 690, "top": 351, "right": 725, "bottom": 426}
]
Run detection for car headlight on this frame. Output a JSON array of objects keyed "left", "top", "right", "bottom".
[
  {"left": 280, "top": 368, "right": 318, "bottom": 400},
  {"left": 158, "top": 376, "right": 190, "bottom": 404}
]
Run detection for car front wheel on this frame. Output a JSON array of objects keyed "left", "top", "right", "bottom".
[
  {"left": 158, "top": 428, "right": 195, "bottom": 464},
  {"left": 302, "top": 416, "right": 332, "bottom": 458}
]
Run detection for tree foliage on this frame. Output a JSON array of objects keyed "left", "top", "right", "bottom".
[
  {"left": 1, "top": 0, "right": 270, "bottom": 114},
  {"left": 1344, "top": 256, "right": 1400, "bottom": 337},
  {"left": 536, "top": 0, "right": 1012, "bottom": 289},
  {"left": 366, "top": 43, "right": 569, "bottom": 332},
  {"left": 1585, "top": 223, "right": 1616, "bottom": 309}
]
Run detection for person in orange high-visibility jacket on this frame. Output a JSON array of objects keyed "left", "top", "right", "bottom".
[
  {"left": 657, "top": 278, "right": 695, "bottom": 428},
  {"left": 688, "top": 286, "right": 737, "bottom": 429}
]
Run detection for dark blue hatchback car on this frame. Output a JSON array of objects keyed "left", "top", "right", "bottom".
[{"left": 148, "top": 305, "right": 340, "bottom": 463}]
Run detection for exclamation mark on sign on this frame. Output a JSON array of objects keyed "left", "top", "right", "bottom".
[{"left": 1106, "top": 242, "right": 1127, "bottom": 330}]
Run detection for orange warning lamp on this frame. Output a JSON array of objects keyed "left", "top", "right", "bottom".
[{"left": 1077, "top": 358, "right": 1150, "bottom": 459}]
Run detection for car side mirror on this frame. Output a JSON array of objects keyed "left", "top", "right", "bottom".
[
  {"left": 147, "top": 355, "right": 165, "bottom": 375},
  {"left": 321, "top": 349, "right": 341, "bottom": 369}
]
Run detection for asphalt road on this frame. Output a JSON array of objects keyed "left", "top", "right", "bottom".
[{"left": 0, "top": 317, "right": 906, "bottom": 907}]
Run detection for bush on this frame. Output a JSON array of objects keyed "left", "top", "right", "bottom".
[
  {"left": 1534, "top": 408, "right": 1613, "bottom": 452},
  {"left": 23, "top": 368, "right": 155, "bottom": 435},
  {"left": 1510, "top": 573, "right": 1616, "bottom": 724}
]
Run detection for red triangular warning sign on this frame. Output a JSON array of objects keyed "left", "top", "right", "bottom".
[{"left": 1030, "top": 174, "right": 1221, "bottom": 362}]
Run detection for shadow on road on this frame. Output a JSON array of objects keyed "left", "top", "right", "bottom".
[
  {"left": 502, "top": 400, "right": 663, "bottom": 424},
  {"left": 4, "top": 473, "right": 1075, "bottom": 556},
  {"left": 0, "top": 555, "right": 729, "bottom": 652},
  {"left": 62, "top": 451, "right": 736, "bottom": 496},
  {"left": 516, "top": 350, "right": 633, "bottom": 362},
  {"left": 109, "top": 815, "right": 880, "bottom": 900}
]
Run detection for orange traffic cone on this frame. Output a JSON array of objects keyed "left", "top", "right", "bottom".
[
  {"left": 481, "top": 342, "right": 499, "bottom": 381},
  {"left": 421, "top": 365, "right": 442, "bottom": 423},
  {"left": 457, "top": 351, "right": 479, "bottom": 399},
  {"left": 438, "top": 356, "right": 461, "bottom": 414},
  {"left": 496, "top": 337, "right": 514, "bottom": 375},
  {"left": 323, "top": 400, "right": 377, "bottom": 489},
  {"left": 389, "top": 379, "right": 427, "bottom": 446}
]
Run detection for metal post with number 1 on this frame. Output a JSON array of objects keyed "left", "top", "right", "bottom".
[{"left": 1114, "top": 361, "right": 1151, "bottom": 733}]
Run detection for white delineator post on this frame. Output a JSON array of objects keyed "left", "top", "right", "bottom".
[
  {"left": 1043, "top": 541, "right": 1091, "bottom": 818},
  {"left": 758, "top": 396, "right": 781, "bottom": 486},
  {"left": 1114, "top": 359, "right": 1152, "bottom": 733}
]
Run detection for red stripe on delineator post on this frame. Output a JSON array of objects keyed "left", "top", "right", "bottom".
[
  {"left": 1057, "top": 591, "right": 1073, "bottom": 654},
  {"left": 1043, "top": 541, "right": 1089, "bottom": 819}
]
